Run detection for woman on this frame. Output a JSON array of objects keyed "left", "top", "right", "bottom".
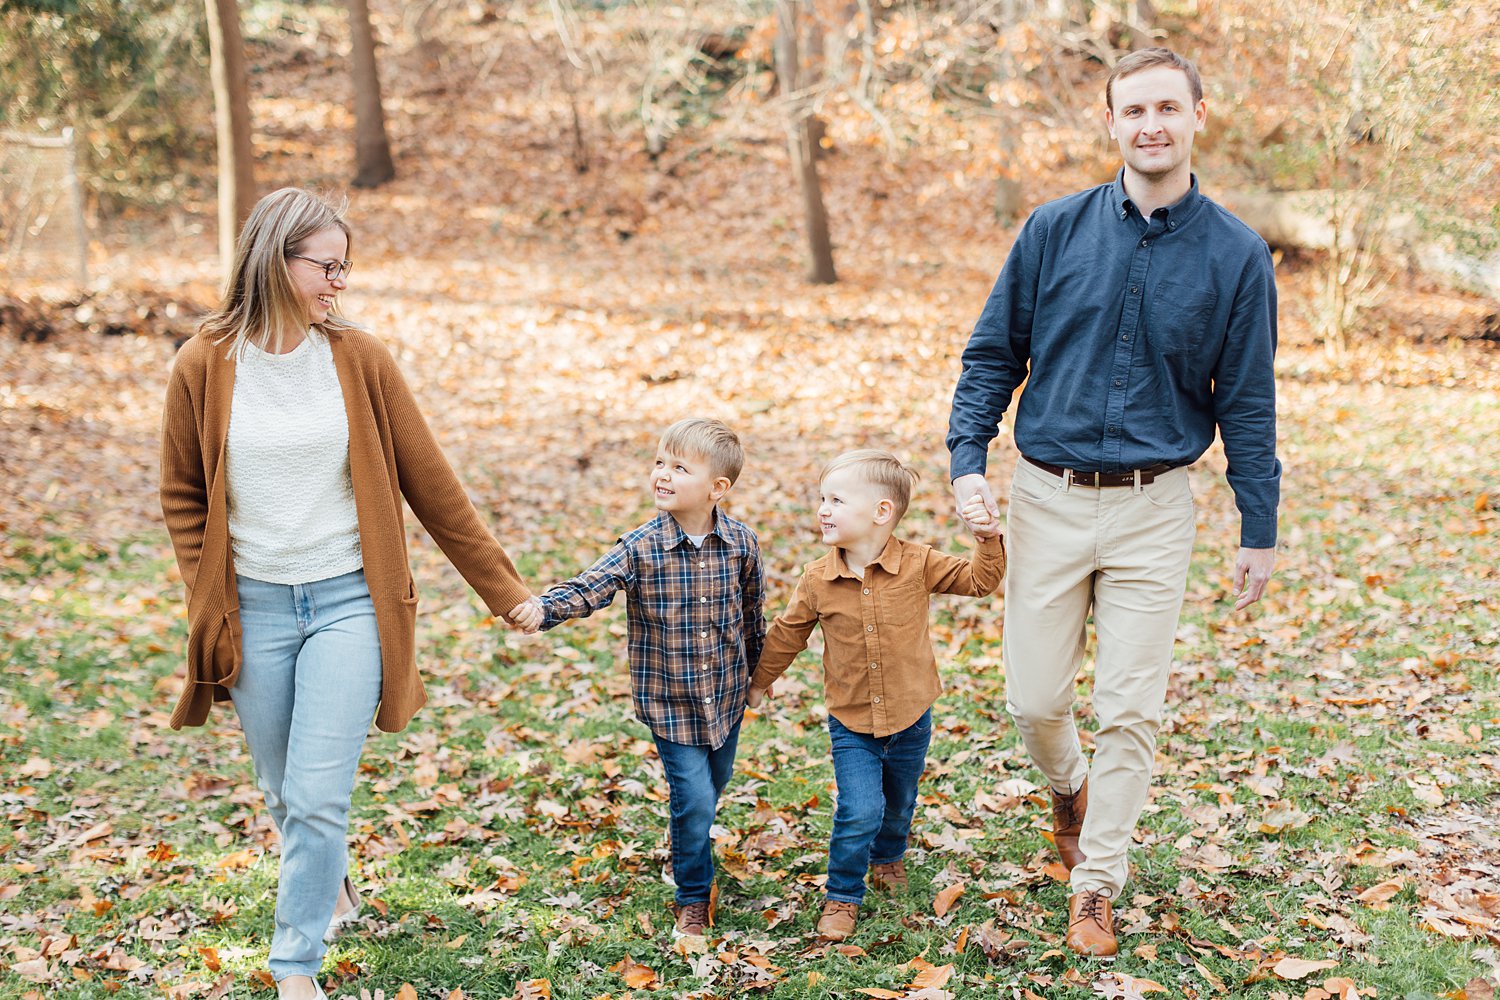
[{"left": 160, "top": 187, "right": 533, "bottom": 1000}]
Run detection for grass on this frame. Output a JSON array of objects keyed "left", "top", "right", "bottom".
[{"left": 2, "top": 469, "right": 1497, "bottom": 1000}]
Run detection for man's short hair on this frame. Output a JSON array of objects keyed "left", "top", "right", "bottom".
[
  {"left": 820, "top": 449, "right": 920, "bottom": 522},
  {"left": 660, "top": 418, "right": 745, "bottom": 484},
  {"left": 1106, "top": 47, "right": 1203, "bottom": 112}
]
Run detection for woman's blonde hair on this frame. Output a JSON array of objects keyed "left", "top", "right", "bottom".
[
  {"left": 820, "top": 449, "right": 920, "bottom": 522},
  {"left": 201, "top": 187, "right": 361, "bottom": 357}
]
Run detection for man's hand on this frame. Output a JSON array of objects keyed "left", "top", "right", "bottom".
[
  {"left": 746, "top": 685, "right": 769, "bottom": 709},
  {"left": 508, "top": 596, "right": 544, "bottom": 634},
  {"left": 953, "top": 474, "right": 999, "bottom": 534},
  {"left": 960, "top": 493, "right": 1001, "bottom": 538},
  {"left": 1232, "top": 547, "right": 1276, "bottom": 610}
]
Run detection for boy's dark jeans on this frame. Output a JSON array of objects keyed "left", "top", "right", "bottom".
[
  {"left": 653, "top": 719, "right": 742, "bottom": 905},
  {"left": 825, "top": 709, "right": 932, "bottom": 904}
]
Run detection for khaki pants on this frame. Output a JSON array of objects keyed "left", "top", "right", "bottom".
[{"left": 1002, "top": 457, "right": 1197, "bottom": 895}]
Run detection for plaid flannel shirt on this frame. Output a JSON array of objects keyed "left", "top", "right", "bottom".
[{"left": 537, "top": 510, "right": 765, "bottom": 748}]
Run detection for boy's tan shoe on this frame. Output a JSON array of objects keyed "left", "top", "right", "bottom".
[
  {"left": 1050, "top": 777, "right": 1088, "bottom": 872},
  {"left": 868, "top": 859, "right": 908, "bottom": 892},
  {"left": 815, "top": 900, "right": 859, "bottom": 941},
  {"left": 672, "top": 900, "right": 711, "bottom": 939},
  {"left": 1065, "top": 888, "right": 1117, "bottom": 956}
]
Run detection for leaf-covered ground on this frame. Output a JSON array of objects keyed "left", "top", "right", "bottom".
[{"left": 3, "top": 2, "right": 1499, "bottom": 998}]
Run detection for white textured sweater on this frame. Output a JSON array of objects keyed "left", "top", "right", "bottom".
[{"left": 225, "top": 333, "right": 363, "bottom": 584}]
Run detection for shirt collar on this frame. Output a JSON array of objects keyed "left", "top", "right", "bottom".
[
  {"left": 1112, "top": 169, "right": 1204, "bottom": 226},
  {"left": 822, "top": 536, "right": 904, "bottom": 581},
  {"left": 655, "top": 509, "right": 724, "bottom": 549}
]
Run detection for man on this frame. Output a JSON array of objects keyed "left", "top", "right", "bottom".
[{"left": 947, "top": 48, "right": 1279, "bottom": 957}]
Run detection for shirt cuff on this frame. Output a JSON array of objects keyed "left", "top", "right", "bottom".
[
  {"left": 537, "top": 594, "right": 563, "bottom": 631},
  {"left": 949, "top": 444, "right": 990, "bottom": 482},
  {"left": 1239, "top": 515, "right": 1278, "bottom": 549}
]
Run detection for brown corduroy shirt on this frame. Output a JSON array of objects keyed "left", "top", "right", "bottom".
[
  {"left": 751, "top": 534, "right": 1005, "bottom": 737},
  {"left": 159, "top": 328, "right": 531, "bottom": 733}
]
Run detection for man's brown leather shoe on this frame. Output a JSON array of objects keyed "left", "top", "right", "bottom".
[
  {"left": 816, "top": 900, "right": 859, "bottom": 940},
  {"left": 1065, "top": 888, "right": 1117, "bottom": 956},
  {"left": 868, "top": 859, "right": 908, "bottom": 892},
  {"left": 1050, "top": 778, "right": 1088, "bottom": 871}
]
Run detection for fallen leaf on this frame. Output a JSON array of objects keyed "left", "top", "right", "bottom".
[
  {"left": 933, "top": 883, "right": 965, "bottom": 919},
  {"left": 910, "top": 962, "right": 954, "bottom": 989},
  {"left": 1355, "top": 878, "right": 1405, "bottom": 905},
  {"left": 1272, "top": 958, "right": 1339, "bottom": 980},
  {"left": 609, "top": 956, "right": 658, "bottom": 989}
]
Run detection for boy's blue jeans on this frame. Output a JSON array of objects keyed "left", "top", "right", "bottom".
[
  {"left": 653, "top": 720, "right": 741, "bottom": 905},
  {"left": 230, "top": 569, "right": 382, "bottom": 982},
  {"left": 825, "top": 709, "right": 933, "bottom": 904}
]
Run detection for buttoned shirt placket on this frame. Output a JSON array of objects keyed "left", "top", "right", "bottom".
[
  {"left": 850, "top": 566, "right": 889, "bottom": 735},
  {"left": 1103, "top": 203, "right": 1172, "bottom": 471},
  {"left": 683, "top": 538, "right": 723, "bottom": 743}
]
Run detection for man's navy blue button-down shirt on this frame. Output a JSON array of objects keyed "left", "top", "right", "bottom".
[{"left": 947, "top": 172, "right": 1281, "bottom": 548}]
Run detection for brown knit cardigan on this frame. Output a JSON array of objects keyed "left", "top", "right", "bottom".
[{"left": 159, "top": 327, "right": 531, "bottom": 732}]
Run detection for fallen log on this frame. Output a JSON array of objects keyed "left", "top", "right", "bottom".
[{"left": 1222, "top": 189, "right": 1499, "bottom": 301}]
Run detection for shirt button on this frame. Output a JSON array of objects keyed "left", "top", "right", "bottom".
[
  {"left": 702, "top": 664, "right": 710, "bottom": 671},
  {"left": 1140, "top": 239, "right": 1149, "bottom": 247},
  {"left": 1130, "top": 286, "right": 1139, "bottom": 294},
  {"left": 700, "top": 630, "right": 709, "bottom": 638},
  {"left": 700, "top": 596, "right": 708, "bottom": 603},
  {"left": 870, "top": 662, "right": 879, "bottom": 670},
  {"left": 862, "top": 588, "right": 870, "bottom": 595},
  {"left": 1169, "top": 221, "right": 1177, "bottom": 229},
  {"left": 1113, "top": 379, "right": 1123, "bottom": 387},
  {"left": 866, "top": 624, "right": 874, "bottom": 632},
  {"left": 1108, "top": 425, "right": 1117, "bottom": 433},
  {"left": 1121, "top": 335, "right": 1130, "bottom": 343},
  {"left": 873, "top": 696, "right": 882, "bottom": 704},
  {"left": 699, "top": 561, "right": 706, "bottom": 568},
  {"left": 703, "top": 696, "right": 713, "bottom": 704}
]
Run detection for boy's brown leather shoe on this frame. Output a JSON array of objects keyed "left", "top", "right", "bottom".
[
  {"left": 1065, "top": 888, "right": 1117, "bottom": 956},
  {"left": 1051, "top": 778, "right": 1088, "bottom": 871},
  {"left": 815, "top": 900, "right": 859, "bottom": 941},
  {"left": 868, "top": 859, "right": 908, "bottom": 891},
  {"left": 672, "top": 900, "right": 711, "bottom": 939}
]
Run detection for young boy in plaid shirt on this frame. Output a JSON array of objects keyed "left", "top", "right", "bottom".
[{"left": 512, "top": 418, "right": 764, "bottom": 939}]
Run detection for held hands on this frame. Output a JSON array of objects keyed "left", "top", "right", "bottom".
[
  {"left": 960, "top": 493, "right": 1001, "bottom": 538},
  {"left": 508, "top": 595, "right": 544, "bottom": 634},
  {"left": 746, "top": 685, "right": 770, "bottom": 709},
  {"left": 954, "top": 473, "right": 1000, "bottom": 537}
]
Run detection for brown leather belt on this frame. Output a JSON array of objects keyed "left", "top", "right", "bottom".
[{"left": 1023, "top": 455, "right": 1174, "bottom": 488}]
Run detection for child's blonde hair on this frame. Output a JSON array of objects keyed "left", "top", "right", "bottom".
[
  {"left": 660, "top": 418, "right": 745, "bottom": 485},
  {"left": 820, "top": 449, "right": 920, "bottom": 522}
]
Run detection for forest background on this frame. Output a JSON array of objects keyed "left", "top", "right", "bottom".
[{"left": 0, "top": 0, "right": 1497, "bottom": 998}]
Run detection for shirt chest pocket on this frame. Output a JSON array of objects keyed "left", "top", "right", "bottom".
[
  {"left": 1146, "top": 281, "right": 1218, "bottom": 357},
  {"left": 879, "top": 581, "right": 929, "bottom": 629}
]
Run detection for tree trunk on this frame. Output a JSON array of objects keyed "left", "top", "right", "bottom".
[
  {"left": 203, "top": 0, "right": 255, "bottom": 282},
  {"left": 348, "top": 0, "right": 396, "bottom": 188},
  {"left": 775, "top": 0, "right": 837, "bottom": 285}
]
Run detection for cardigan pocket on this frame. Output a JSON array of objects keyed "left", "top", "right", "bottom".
[{"left": 193, "top": 607, "right": 243, "bottom": 688}]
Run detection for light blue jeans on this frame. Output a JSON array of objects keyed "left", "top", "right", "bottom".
[{"left": 230, "top": 568, "right": 382, "bottom": 982}]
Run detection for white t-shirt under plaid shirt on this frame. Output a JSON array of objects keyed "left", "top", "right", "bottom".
[{"left": 537, "top": 510, "right": 765, "bottom": 749}]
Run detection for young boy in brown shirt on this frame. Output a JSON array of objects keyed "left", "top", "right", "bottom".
[{"left": 747, "top": 449, "right": 1003, "bottom": 940}]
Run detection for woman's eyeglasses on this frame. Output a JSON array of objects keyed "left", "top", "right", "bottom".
[{"left": 288, "top": 253, "right": 354, "bottom": 282}]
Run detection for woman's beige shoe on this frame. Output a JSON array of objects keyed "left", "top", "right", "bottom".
[{"left": 323, "top": 876, "right": 361, "bottom": 943}]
